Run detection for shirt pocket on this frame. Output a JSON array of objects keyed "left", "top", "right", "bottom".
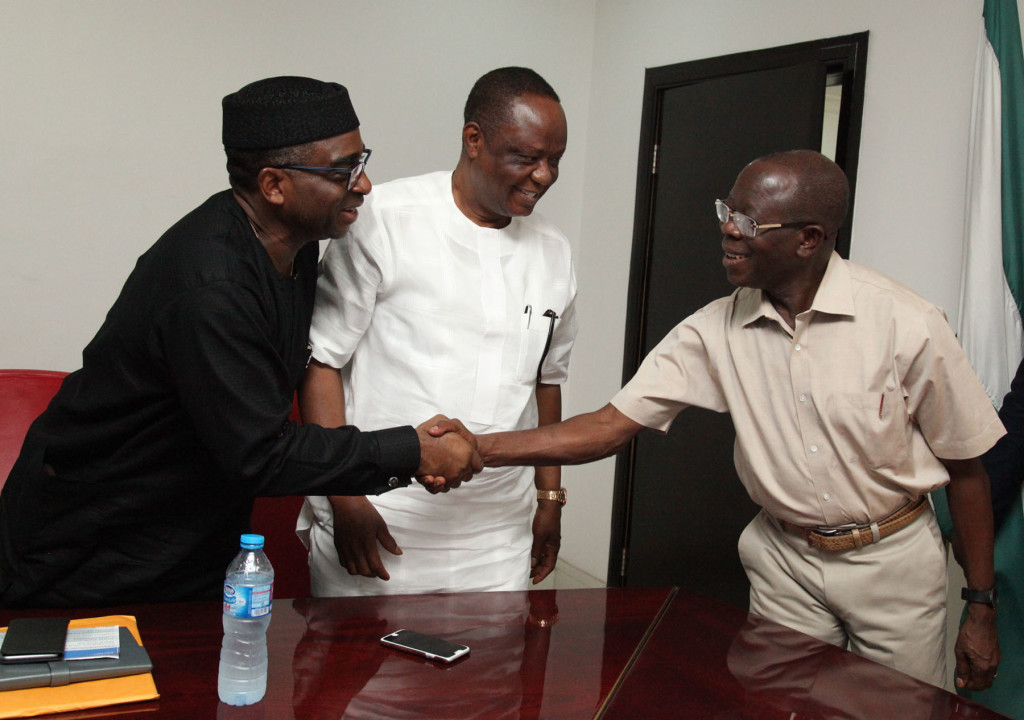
[
  {"left": 516, "top": 324, "right": 553, "bottom": 383},
  {"left": 826, "top": 390, "right": 911, "bottom": 471}
]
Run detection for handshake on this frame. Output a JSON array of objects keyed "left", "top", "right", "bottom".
[{"left": 413, "top": 415, "right": 484, "bottom": 493}]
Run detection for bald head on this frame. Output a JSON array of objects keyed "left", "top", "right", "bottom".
[
  {"left": 743, "top": 150, "right": 849, "bottom": 240},
  {"left": 720, "top": 151, "right": 850, "bottom": 319}
]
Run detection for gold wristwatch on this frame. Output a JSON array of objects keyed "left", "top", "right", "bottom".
[{"left": 537, "top": 488, "right": 567, "bottom": 506}]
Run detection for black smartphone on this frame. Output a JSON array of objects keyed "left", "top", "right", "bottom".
[{"left": 380, "top": 629, "right": 470, "bottom": 664}]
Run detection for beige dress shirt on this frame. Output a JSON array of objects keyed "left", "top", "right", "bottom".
[{"left": 612, "top": 252, "right": 1005, "bottom": 527}]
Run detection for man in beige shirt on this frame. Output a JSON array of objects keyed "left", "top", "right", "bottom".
[{"left": 470, "top": 150, "right": 1003, "bottom": 690}]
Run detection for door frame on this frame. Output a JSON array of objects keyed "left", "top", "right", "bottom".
[{"left": 608, "top": 32, "right": 869, "bottom": 585}]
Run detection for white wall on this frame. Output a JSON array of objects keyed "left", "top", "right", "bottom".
[
  {"left": 0, "top": 0, "right": 595, "bottom": 370},
  {"left": 0, "top": 0, "right": 1009, "bottom": 583}
]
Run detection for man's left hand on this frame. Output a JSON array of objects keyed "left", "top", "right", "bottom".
[
  {"left": 530, "top": 501, "right": 561, "bottom": 584},
  {"left": 954, "top": 603, "right": 1000, "bottom": 690}
]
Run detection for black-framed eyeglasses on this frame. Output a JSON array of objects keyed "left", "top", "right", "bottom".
[
  {"left": 273, "top": 148, "right": 372, "bottom": 191},
  {"left": 715, "top": 199, "right": 813, "bottom": 239}
]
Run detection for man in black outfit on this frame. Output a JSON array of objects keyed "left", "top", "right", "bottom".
[
  {"left": 0, "top": 76, "right": 480, "bottom": 608},
  {"left": 982, "top": 358, "right": 1024, "bottom": 531}
]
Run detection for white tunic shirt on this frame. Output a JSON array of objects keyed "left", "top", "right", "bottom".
[{"left": 299, "top": 171, "right": 578, "bottom": 595}]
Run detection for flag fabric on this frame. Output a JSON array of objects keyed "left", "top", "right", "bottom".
[
  {"left": 956, "top": 0, "right": 1024, "bottom": 400},
  {"left": 935, "top": 1, "right": 1024, "bottom": 716}
]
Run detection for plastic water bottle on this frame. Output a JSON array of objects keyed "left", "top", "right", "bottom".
[{"left": 218, "top": 533, "right": 274, "bottom": 706}]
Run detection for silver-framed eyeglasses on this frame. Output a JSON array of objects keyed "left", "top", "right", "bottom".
[
  {"left": 273, "top": 148, "right": 372, "bottom": 190},
  {"left": 715, "top": 199, "right": 813, "bottom": 239}
]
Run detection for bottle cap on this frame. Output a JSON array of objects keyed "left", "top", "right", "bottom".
[{"left": 240, "top": 533, "right": 264, "bottom": 549}]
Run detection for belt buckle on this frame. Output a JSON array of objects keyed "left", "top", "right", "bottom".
[
  {"left": 812, "top": 522, "right": 858, "bottom": 537},
  {"left": 807, "top": 523, "right": 857, "bottom": 552}
]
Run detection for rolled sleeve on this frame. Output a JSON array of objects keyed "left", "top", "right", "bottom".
[{"left": 309, "top": 214, "right": 388, "bottom": 370}]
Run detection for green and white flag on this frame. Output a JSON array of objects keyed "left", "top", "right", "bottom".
[
  {"left": 938, "top": 0, "right": 1024, "bottom": 716},
  {"left": 957, "top": 0, "right": 1024, "bottom": 401}
]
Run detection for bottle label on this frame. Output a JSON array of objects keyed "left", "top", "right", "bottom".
[{"left": 223, "top": 582, "right": 273, "bottom": 618}]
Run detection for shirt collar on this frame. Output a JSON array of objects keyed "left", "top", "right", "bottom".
[
  {"left": 806, "top": 251, "right": 855, "bottom": 318},
  {"left": 735, "top": 251, "right": 855, "bottom": 327}
]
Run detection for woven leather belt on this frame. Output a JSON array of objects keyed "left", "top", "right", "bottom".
[{"left": 778, "top": 497, "right": 928, "bottom": 552}]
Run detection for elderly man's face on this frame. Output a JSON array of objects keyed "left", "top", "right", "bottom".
[
  {"left": 467, "top": 94, "right": 567, "bottom": 226},
  {"left": 719, "top": 162, "right": 806, "bottom": 293}
]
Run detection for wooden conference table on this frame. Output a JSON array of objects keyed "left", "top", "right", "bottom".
[{"left": 0, "top": 587, "right": 1008, "bottom": 719}]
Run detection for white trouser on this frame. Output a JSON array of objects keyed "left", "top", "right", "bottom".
[{"left": 297, "top": 465, "right": 535, "bottom": 597}]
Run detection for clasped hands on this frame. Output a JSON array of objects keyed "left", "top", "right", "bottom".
[{"left": 414, "top": 415, "right": 482, "bottom": 493}]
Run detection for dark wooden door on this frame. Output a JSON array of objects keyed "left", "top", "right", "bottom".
[{"left": 611, "top": 35, "right": 867, "bottom": 609}]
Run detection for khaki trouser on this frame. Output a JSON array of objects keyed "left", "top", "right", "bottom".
[{"left": 738, "top": 505, "right": 947, "bottom": 686}]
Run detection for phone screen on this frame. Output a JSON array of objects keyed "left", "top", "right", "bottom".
[{"left": 380, "top": 629, "right": 470, "bottom": 663}]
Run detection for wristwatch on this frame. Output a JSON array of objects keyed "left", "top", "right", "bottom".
[
  {"left": 537, "top": 488, "right": 567, "bottom": 506},
  {"left": 961, "top": 586, "right": 998, "bottom": 608}
]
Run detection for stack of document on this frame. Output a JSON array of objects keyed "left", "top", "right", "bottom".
[{"left": 0, "top": 616, "right": 158, "bottom": 718}]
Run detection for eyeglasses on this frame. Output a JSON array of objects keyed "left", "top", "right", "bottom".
[
  {"left": 273, "top": 148, "right": 372, "bottom": 190},
  {"left": 715, "top": 199, "right": 813, "bottom": 239}
]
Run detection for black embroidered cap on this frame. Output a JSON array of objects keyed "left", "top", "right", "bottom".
[{"left": 222, "top": 76, "right": 359, "bottom": 150}]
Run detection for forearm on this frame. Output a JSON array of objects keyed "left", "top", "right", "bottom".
[
  {"left": 944, "top": 456, "right": 1000, "bottom": 689},
  {"left": 330, "top": 493, "right": 371, "bottom": 514},
  {"left": 534, "top": 383, "right": 563, "bottom": 491},
  {"left": 944, "top": 457, "right": 996, "bottom": 591},
  {"left": 300, "top": 359, "right": 373, "bottom": 499},
  {"left": 298, "top": 359, "right": 347, "bottom": 428},
  {"left": 480, "top": 403, "right": 644, "bottom": 468},
  {"left": 534, "top": 464, "right": 562, "bottom": 494}
]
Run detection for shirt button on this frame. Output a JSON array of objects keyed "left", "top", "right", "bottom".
[
  {"left": 388, "top": 476, "right": 401, "bottom": 488},
  {"left": 810, "top": 444, "right": 818, "bottom": 453},
  {"left": 795, "top": 343, "right": 803, "bottom": 351},
  {"left": 799, "top": 394, "right": 807, "bottom": 402},
  {"left": 823, "top": 493, "right": 832, "bottom": 501}
]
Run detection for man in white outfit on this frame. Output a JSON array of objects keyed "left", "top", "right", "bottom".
[{"left": 297, "top": 67, "right": 577, "bottom": 595}]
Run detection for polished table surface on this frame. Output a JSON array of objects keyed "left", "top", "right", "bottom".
[
  {"left": 599, "top": 590, "right": 1009, "bottom": 720},
  {"left": 0, "top": 587, "right": 1009, "bottom": 719}
]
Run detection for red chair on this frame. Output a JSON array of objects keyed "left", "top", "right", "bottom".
[
  {"left": 0, "top": 369, "right": 310, "bottom": 598},
  {"left": 251, "top": 494, "right": 310, "bottom": 599},
  {"left": 0, "top": 369, "right": 67, "bottom": 484}
]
